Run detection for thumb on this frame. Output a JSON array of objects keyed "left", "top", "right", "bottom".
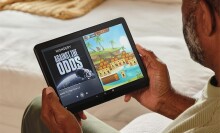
[
  {"left": 46, "top": 89, "right": 67, "bottom": 116},
  {"left": 46, "top": 87, "right": 60, "bottom": 105},
  {"left": 48, "top": 92, "right": 64, "bottom": 112}
]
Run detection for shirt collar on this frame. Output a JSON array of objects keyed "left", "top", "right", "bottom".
[{"left": 203, "top": 76, "right": 220, "bottom": 98}]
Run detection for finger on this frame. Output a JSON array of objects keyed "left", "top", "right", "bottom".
[
  {"left": 124, "top": 95, "right": 132, "bottom": 102},
  {"left": 137, "top": 45, "right": 165, "bottom": 65},
  {"left": 74, "top": 113, "right": 82, "bottom": 126},
  {"left": 78, "top": 111, "right": 87, "bottom": 120},
  {"left": 136, "top": 45, "right": 162, "bottom": 70},
  {"left": 136, "top": 45, "right": 160, "bottom": 65},
  {"left": 139, "top": 55, "right": 152, "bottom": 70},
  {"left": 73, "top": 111, "right": 86, "bottom": 126},
  {"left": 136, "top": 45, "right": 158, "bottom": 58}
]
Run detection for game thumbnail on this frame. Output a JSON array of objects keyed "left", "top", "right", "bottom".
[{"left": 83, "top": 24, "right": 144, "bottom": 91}]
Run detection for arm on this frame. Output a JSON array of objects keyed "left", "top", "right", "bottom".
[
  {"left": 125, "top": 45, "right": 195, "bottom": 119},
  {"left": 156, "top": 90, "right": 195, "bottom": 119}
]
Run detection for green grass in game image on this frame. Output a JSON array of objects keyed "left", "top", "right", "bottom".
[{"left": 83, "top": 24, "right": 144, "bottom": 91}]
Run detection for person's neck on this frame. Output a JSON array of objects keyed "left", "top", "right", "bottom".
[
  {"left": 215, "top": 70, "right": 220, "bottom": 87},
  {"left": 213, "top": 55, "right": 220, "bottom": 87}
]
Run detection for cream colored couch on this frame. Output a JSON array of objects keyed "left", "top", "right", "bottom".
[{"left": 0, "top": 0, "right": 213, "bottom": 133}]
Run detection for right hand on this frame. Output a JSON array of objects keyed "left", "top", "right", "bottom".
[{"left": 124, "top": 44, "right": 174, "bottom": 112}]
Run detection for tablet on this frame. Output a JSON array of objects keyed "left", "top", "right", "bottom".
[{"left": 34, "top": 17, "right": 149, "bottom": 113}]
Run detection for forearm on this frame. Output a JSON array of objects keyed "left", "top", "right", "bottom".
[{"left": 156, "top": 91, "right": 195, "bottom": 120}]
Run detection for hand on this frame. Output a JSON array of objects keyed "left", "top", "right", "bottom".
[
  {"left": 41, "top": 87, "right": 87, "bottom": 133},
  {"left": 124, "top": 44, "right": 174, "bottom": 112}
]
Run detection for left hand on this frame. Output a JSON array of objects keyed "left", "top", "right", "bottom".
[{"left": 41, "top": 87, "right": 86, "bottom": 133}]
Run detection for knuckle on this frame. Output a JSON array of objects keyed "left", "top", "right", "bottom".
[
  {"left": 161, "top": 62, "right": 167, "bottom": 67},
  {"left": 156, "top": 58, "right": 165, "bottom": 65},
  {"left": 59, "top": 114, "right": 70, "bottom": 123},
  {"left": 161, "top": 63, "right": 167, "bottom": 69},
  {"left": 148, "top": 50, "right": 154, "bottom": 55}
]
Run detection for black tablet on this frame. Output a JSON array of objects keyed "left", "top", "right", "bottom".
[{"left": 34, "top": 17, "right": 149, "bottom": 113}]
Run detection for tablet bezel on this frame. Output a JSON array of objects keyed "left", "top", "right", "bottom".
[{"left": 34, "top": 17, "right": 149, "bottom": 113}]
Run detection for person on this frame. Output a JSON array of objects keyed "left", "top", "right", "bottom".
[{"left": 22, "top": 0, "right": 220, "bottom": 132}]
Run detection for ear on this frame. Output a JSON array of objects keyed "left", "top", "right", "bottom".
[{"left": 198, "top": 0, "right": 215, "bottom": 36}]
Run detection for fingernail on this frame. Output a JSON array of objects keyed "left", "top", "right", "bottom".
[{"left": 47, "top": 93, "right": 53, "bottom": 100}]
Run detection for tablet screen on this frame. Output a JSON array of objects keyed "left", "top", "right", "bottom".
[{"left": 42, "top": 24, "right": 144, "bottom": 106}]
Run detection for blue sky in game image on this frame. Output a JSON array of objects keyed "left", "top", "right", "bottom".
[{"left": 83, "top": 24, "right": 133, "bottom": 52}]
